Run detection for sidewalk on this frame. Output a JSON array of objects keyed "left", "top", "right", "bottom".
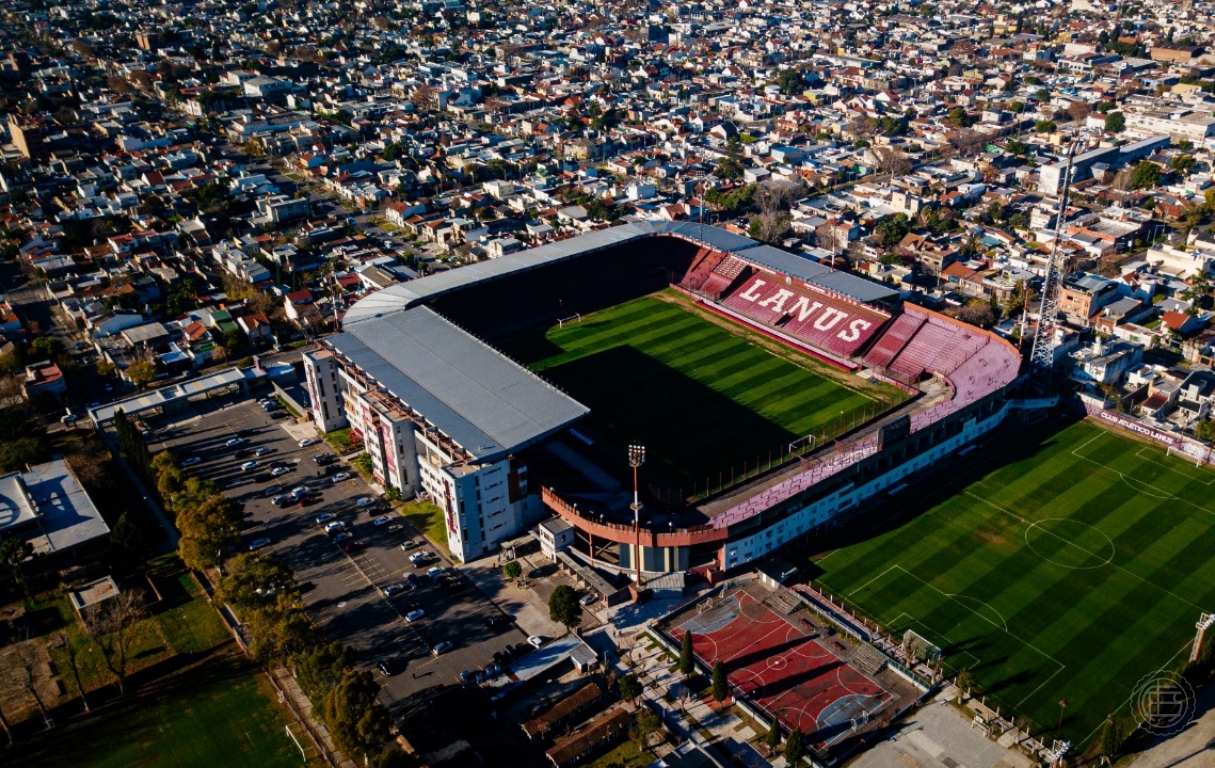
[{"left": 270, "top": 668, "right": 356, "bottom": 768}]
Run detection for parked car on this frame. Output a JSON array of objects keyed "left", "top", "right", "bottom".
[
  {"left": 290, "top": 486, "right": 310, "bottom": 499},
  {"left": 324, "top": 521, "right": 346, "bottom": 534},
  {"left": 330, "top": 472, "right": 350, "bottom": 483},
  {"left": 181, "top": 456, "right": 202, "bottom": 467},
  {"left": 253, "top": 446, "right": 272, "bottom": 457},
  {"left": 527, "top": 636, "right": 546, "bottom": 649},
  {"left": 409, "top": 551, "right": 433, "bottom": 565},
  {"left": 240, "top": 460, "right": 260, "bottom": 471},
  {"left": 225, "top": 437, "right": 245, "bottom": 447},
  {"left": 483, "top": 616, "right": 508, "bottom": 629},
  {"left": 342, "top": 540, "right": 364, "bottom": 553},
  {"left": 298, "top": 496, "right": 319, "bottom": 508},
  {"left": 298, "top": 437, "right": 318, "bottom": 448},
  {"left": 399, "top": 539, "right": 420, "bottom": 551},
  {"left": 406, "top": 574, "right": 421, "bottom": 590},
  {"left": 386, "top": 523, "right": 403, "bottom": 533},
  {"left": 271, "top": 494, "right": 292, "bottom": 507},
  {"left": 315, "top": 513, "right": 336, "bottom": 524},
  {"left": 355, "top": 497, "right": 375, "bottom": 508},
  {"left": 249, "top": 538, "right": 271, "bottom": 551},
  {"left": 377, "top": 659, "right": 400, "bottom": 676},
  {"left": 382, "top": 584, "right": 406, "bottom": 597},
  {"left": 405, "top": 609, "right": 425, "bottom": 622},
  {"left": 426, "top": 566, "right": 446, "bottom": 580},
  {"left": 263, "top": 484, "right": 284, "bottom": 497},
  {"left": 431, "top": 641, "right": 453, "bottom": 657},
  {"left": 271, "top": 466, "right": 291, "bottom": 477},
  {"left": 235, "top": 448, "right": 253, "bottom": 459},
  {"left": 313, "top": 454, "right": 337, "bottom": 465},
  {"left": 333, "top": 531, "right": 353, "bottom": 543},
  {"left": 372, "top": 515, "right": 392, "bottom": 526},
  {"left": 580, "top": 593, "right": 598, "bottom": 607}
]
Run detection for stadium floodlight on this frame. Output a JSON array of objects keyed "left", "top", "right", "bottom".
[{"left": 629, "top": 444, "right": 645, "bottom": 584}]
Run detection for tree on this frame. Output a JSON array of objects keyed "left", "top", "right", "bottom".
[
  {"left": 873, "top": 146, "right": 913, "bottom": 176},
  {"left": 1132, "top": 161, "right": 1162, "bottom": 190},
  {"left": 1195, "top": 419, "right": 1215, "bottom": 442},
  {"left": 244, "top": 599, "right": 314, "bottom": 665},
  {"left": 217, "top": 553, "right": 296, "bottom": 609},
  {"left": 775, "top": 68, "right": 807, "bottom": 96},
  {"left": 711, "top": 660, "right": 728, "bottom": 702},
  {"left": 1171, "top": 155, "right": 1198, "bottom": 177},
  {"left": 294, "top": 642, "right": 355, "bottom": 704},
  {"left": 177, "top": 494, "right": 242, "bottom": 571},
  {"left": 14, "top": 643, "right": 52, "bottom": 729},
  {"left": 1104, "top": 111, "right": 1126, "bottom": 134},
  {"left": 549, "top": 584, "right": 582, "bottom": 628},
  {"left": 126, "top": 359, "right": 157, "bottom": 389},
  {"left": 30, "top": 336, "right": 65, "bottom": 360},
  {"left": 945, "top": 107, "right": 972, "bottom": 127},
  {"left": 1100, "top": 714, "right": 1124, "bottom": 761},
  {"left": 1068, "top": 100, "right": 1092, "bottom": 122},
  {"left": 632, "top": 707, "right": 662, "bottom": 753},
  {"left": 502, "top": 560, "right": 522, "bottom": 579},
  {"left": 784, "top": 727, "right": 805, "bottom": 763},
  {"left": 765, "top": 717, "right": 781, "bottom": 750},
  {"left": 957, "top": 668, "right": 972, "bottom": 695},
  {"left": 0, "top": 539, "right": 33, "bottom": 599},
  {"left": 1034, "top": 120, "right": 1057, "bottom": 134},
  {"left": 82, "top": 588, "right": 148, "bottom": 696},
  {"left": 56, "top": 632, "right": 90, "bottom": 712},
  {"left": 678, "top": 631, "right": 695, "bottom": 676},
  {"left": 617, "top": 673, "right": 642, "bottom": 704},
  {"left": 947, "top": 129, "right": 984, "bottom": 158},
  {"left": 322, "top": 670, "right": 392, "bottom": 761}
]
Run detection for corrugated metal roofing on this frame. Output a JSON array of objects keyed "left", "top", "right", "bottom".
[
  {"left": 807, "top": 270, "right": 900, "bottom": 303},
  {"left": 734, "top": 243, "right": 832, "bottom": 281},
  {"left": 335, "top": 306, "right": 588, "bottom": 462}
]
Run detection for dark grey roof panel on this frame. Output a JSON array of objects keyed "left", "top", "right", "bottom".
[
  {"left": 806, "top": 270, "right": 900, "bottom": 303},
  {"left": 733, "top": 243, "right": 832, "bottom": 281},
  {"left": 334, "top": 307, "right": 588, "bottom": 461}
]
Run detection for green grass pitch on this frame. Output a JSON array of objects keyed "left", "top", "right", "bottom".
[
  {"left": 813, "top": 419, "right": 1215, "bottom": 746},
  {"left": 502, "top": 290, "right": 899, "bottom": 490}
]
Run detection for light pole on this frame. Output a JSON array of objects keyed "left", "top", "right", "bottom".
[
  {"left": 1055, "top": 699, "right": 1068, "bottom": 745},
  {"left": 629, "top": 444, "right": 645, "bottom": 586}
]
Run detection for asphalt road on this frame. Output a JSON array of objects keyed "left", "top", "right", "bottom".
[{"left": 146, "top": 393, "right": 529, "bottom": 712}]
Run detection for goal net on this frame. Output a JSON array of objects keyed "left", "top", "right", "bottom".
[{"left": 902, "top": 629, "right": 942, "bottom": 663}]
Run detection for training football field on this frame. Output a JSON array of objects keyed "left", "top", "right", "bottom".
[
  {"left": 503, "top": 290, "right": 899, "bottom": 490},
  {"left": 814, "top": 419, "right": 1215, "bottom": 746}
]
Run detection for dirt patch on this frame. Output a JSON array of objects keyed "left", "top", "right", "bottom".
[{"left": 0, "top": 639, "right": 63, "bottom": 723}]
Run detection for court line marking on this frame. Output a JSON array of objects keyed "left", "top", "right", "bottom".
[
  {"left": 966, "top": 491, "right": 1206, "bottom": 612},
  {"left": 1076, "top": 639, "right": 1193, "bottom": 749},
  {"left": 1135, "top": 445, "right": 1215, "bottom": 486},
  {"left": 1071, "top": 432, "right": 1215, "bottom": 517}
]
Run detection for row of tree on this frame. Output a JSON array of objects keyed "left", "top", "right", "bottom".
[
  {"left": 151, "top": 452, "right": 243, "bottom": 573},
  {"left": 216, "top": 552, "right": 397, "bottom": 765}
]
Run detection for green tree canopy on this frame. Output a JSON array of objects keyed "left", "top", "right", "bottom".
[
  {"left": 678, "top": 631, "right": 695, "bottom": 676},
  {"left": 322, "top": 669, "right": 392, "bottom": 760},
  {"left": 711, "top": 660, "right": 728, "bottom": 702},
  {"left": 1105, "top": 111, "right": 1126, "bottom": 134},
  {"left": 548, "top": 584, "right": 581, "bottom": 628}
]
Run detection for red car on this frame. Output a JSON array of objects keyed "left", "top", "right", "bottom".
[
  {"left": 342, "top": 540, "right": 365, "bottom": 553},
  {"left": 298, "top": 496, "right": 319, "bottom": 508}
]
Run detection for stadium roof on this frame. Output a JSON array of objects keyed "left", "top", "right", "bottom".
[
  {"left": 342, "top": 222, "right": 767, "bottom": 325},
  {"left": 332, "top": 306, "right": 588, "bottom": 462}
]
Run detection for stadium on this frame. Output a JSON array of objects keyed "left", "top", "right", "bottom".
[{"left": 303, "top": 220, "right": 1021, "bottom": 573}]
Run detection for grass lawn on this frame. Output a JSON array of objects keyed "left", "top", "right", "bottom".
[
  {"left": 813, "top": 419, "right": 1215, "bottom": 747},
  {"left": 399, "top": 499, "right": 450, "bottom": 557},
  {"left": 12, "top": 645, "right": 301, "bottom": 768},
  {"left": 275, "top": 396, "right": 302, "bottom": 419},
  {"left": 586, "top": 737, "right": 650, "bottom": 768},
  {"left": 322, "top": 426, "right": 352, "bottom": 453},
  {"left": 501, "top": 290, "right": 900, "bottom": 491}
]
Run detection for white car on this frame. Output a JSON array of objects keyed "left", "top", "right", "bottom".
[
  {"left": 527, "top": 636, "right": 546, "bottom": 649},
  {"left": 271, "top": 466, "right": 291, "bottom": 477},
  {"left": 290, "top": 486, "right": 310, "bottom": 498},
  {"left": 382, "top": 584, "right": 406, "bottom": 597},
  {"left": 253, "top": 447, "right": 272, "bottom": 457},
  {"left": 298, "top": 437, "right": 318, "bottom": 448},
  {"left": 315, "top": 513, "right": 336, "bottom": 524},
  {"left": 330, "top": 472, "right": 350, "bottom": 483},
  {"left": 181, "top": 456, "right": 202, "bottom": 467},
  {"left": 372, "top": 515, "right": 392, "bottom": 526},
  {"left": 580, "top": 593, "right": 598, "bottom": 607},
  {"left": 431, "top": 641, "right": 453, "bottom": 656},
  {"left": 225, "top": 437, "right": 245, "bottom": 447},
  {"left": 409, "top": 551, "right": 432, "bottom": 565},
  {"left": 355, "top": 496, "right": 375, "bottom": 508},
  {"left": 405, "top": 609, "right": 425, "bottom": 622},
  {"left": 324, "top": 521, "right": 346, "bottom": 533},
  {"left": 240, "top": 460, "right": 260, "bottom": 471},
  {"left": 426, "top": 566, "right": 446, "bottom": 579}
]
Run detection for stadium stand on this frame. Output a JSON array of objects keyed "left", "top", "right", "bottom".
[
  {"left": 762, "top": 588, "right": 801, "bottom": 616},
  {"left": 678, "top": 247, "right": 730, "bottom": 292},
  {"left": 697, "top": 256, "right": 750, "bottom": 298},
  {"left": 848, "top": 643, "right": 888, "bottom": 677},
  {"left": 862, "top": 312, "right": 926, "bottom": 370},
  {"left": 718, "top": 271, "right": 890, "bottom": 356}
]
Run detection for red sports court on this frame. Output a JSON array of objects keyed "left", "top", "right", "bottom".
[{"left": 670, "top": 590, "right": 893, "bottom": 747}]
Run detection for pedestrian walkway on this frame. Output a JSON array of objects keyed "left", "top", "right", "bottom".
[{"left": 269, "top": 668, "right": 356, "bottom": 768}]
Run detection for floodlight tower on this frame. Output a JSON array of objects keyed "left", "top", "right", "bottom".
[
  {"left": 629, "top": 444, "right": 646, "bottom": 585},
  {"left": 1191, "top": 613, "right": 1215, "bottom": 663},
  {"left": 1028, "top": 141, "right": 1081, "bottom": 376}
]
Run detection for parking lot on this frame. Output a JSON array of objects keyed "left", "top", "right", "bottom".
[{"left": 144, "top": 391, "right": 531, "bottom": 710}]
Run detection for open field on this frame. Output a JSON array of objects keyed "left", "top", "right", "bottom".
[
  {"left": 503, "top": 290, "right": 899, "bottom": 489},
  {"left": 813, "top": 419, "right": 1215, "bottom": 746},
  {"left": 11, "top": 645, "right": 302, "bottom": 768}
]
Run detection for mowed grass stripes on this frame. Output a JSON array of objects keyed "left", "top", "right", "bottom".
[
  {"left": 506, "top": 292, "right": 886, "bottom": 487},
  {"left": 815, "top": 420, "right": 1215, "bottom": 746}
]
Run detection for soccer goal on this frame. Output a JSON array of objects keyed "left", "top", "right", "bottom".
[
  {"left": 1166, "top": 444, "right": 1208, "bottom": 468},
  {"left": 903, "top": 629, "right": 942, "bottom": 664}
]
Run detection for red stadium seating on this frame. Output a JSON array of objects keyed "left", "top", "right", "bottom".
[
  {"left": 678, "top": 247, "right": 729, "bottom": 292},
  {"left": 718, "top": 272, "right": 889, "bottom": 356},
  {"left": 862, "top": 312, "right": 925, "bottom": 369}
]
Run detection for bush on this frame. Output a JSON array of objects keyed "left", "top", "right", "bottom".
[{"left": 503, "top": 560, "right": 522, "bottom": 579}]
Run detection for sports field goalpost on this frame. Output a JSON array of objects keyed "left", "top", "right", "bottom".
[{"left": 1166, "top": 445, "right": 1206, "bottom": 468}]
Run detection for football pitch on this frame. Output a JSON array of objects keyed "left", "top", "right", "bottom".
[
  {"left": 503, "top": 290, "right": 900, "bottom": 489},
  {"left": 813, "top": 419, "right": 1215, "bottom": 746}
]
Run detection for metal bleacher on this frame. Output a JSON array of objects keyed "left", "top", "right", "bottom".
[{"left": 848, "top": 642, "right": 888, "bottom": 677}]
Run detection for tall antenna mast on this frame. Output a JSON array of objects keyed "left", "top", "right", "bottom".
[{"left": 1029, "top": 141, "right": 1080, "bottom": 372}]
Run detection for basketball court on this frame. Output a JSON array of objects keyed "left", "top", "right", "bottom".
[{"left": 670, "top": 590, "right": 894, "bottom": 747}]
